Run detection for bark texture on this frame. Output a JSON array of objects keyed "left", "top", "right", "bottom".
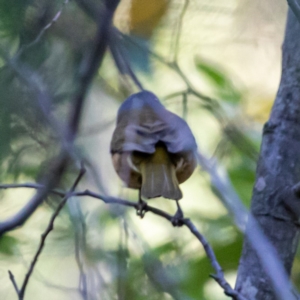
[{"left": 235, "top": 9, "right": 300, "bottom": 300}]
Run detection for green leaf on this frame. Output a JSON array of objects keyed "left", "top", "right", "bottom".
[
  {"left": 179, "top": 233, "right": 243, "bottom": 299},
  {"left": 195, "top": 59, "right": 242, "bottom": 104},
  {"left": 0, "top": 0, "right": 30, "bottom": 39},
  {"left": 120, "top": 34, "right": 152, "bottom": 74},
  {"left": 152, "top": 240, "right": 179, "bottom": 257},
  {"left": 0, "top": 235, "right": 18, "bottom": 255}
]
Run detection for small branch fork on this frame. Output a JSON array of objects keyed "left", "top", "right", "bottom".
[
  {"left": 1, "top": 182, "right": 244, "bottom": 300},
  {"left": 7, "top": 167, "right": 86, "bottom": 300}
]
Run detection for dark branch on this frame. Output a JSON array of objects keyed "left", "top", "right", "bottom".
[
  {"left": 9, "top": 168, "right": 86, "bottom": 300},
  {"left": 8, "top": 270, "right": 20, "bottom": 295},
  {"left": 1, "top": 182, "right": 240, "bottom": 298},
  {"left": 0, "top": 0, "right": 120, "bottom": 235},
  {"left": 15, "top": 0, "right": 70, "bottom": 58},
  {"left": 183, "top": 219, "right": 246, "bottom": 300}
]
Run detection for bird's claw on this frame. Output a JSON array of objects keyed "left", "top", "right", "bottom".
[
  {"left": 136, "top": 199, "right": 147, "bottom": 218},
  {"left": 171, "top": 201, "right": 185, "bottom": 226},
  {"left": 171, "top": 215, "right": 184, "bottom": 227}
]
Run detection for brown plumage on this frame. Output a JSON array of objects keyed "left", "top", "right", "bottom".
[
  {"left": 110, "top": 91, "right": 197, "bottom": 201},
  {"left": 135, "top": 144, "right": 182, "bottom": 200}
]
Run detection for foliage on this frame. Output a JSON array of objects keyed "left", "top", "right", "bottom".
[{"left": 0, "top": 0, "right": 288, "bottom": 300}]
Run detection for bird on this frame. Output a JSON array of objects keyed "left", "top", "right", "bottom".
[{"left": 110, "top": 91, "right": 197, "bottom": 217}]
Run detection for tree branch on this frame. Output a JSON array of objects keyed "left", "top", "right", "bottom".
[
  {"left": 172, "top": 0, "right": 190, "bottom": 63},
  {"left": 119, "top": 30, "right": 258, "bottom": 161},
  {"left": 0, "top": 0, "right": 120, "bottom": 235},
  {"left": 183, "top": 219, "right": 246, "bottom": 300},
  {"left": 9, "top": 167, "right": 86, "bottom": 300},
  {"left": 15, "top": 0, "right": 70, "bottom": 58},
  {"left": 197, "top": 152, "right": 298, "bottom": 300},
  {"left": 8, "top": 270, "right": 20, "bottom": 295},
  {"left": 1, "top": 182, "right": 241, "bottom": 299}
]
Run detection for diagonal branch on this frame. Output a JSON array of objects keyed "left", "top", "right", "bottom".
[
  {"left": 8, "top": 167, "right": 86, "bottom": 300},
  {"left": 1, "top": 182, "right": 242, "bottom": 299},
  {"left": 197, "top": 152, "right": 298, "bottom": 300},
  {"left": 0, "top": 0, "right": 120, "bottom": 235},
  {"left": 183, "top": 219, "right": 246, "bottom": 300},
  {"left": 15, "top": 0, "right": 70, "bottom": 58},
  {"left": 8, "top": 270, "right": 20, "bottom": 295},
  {"left": 2, "top": 148, "right": 297, "bottom": 299}
]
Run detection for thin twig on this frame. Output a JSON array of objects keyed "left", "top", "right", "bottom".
[
  {"left": 118, "top": 29, "right": 258, "bottom": 160},
  {"left": 1, "top": 182, "right": 241, "bottom": 299},
  {"left": 69, "top": 200, "right": 88, "bottom": 300},
  {"left": 8, "top": 270, "right": 20, "bottom": 295},
  {"left": 0, "top": 0, "right": 120, "bottom": 235},
  {"left": 109, "top": 29, "right": 144, "bottom": 91},
  {"left": 172, "top": 0, "right": 189, "bottom": 62},
  {"left": 16, "top": 167, "right": 86, "bottom": 300},
  {"left": 196, "top": 151, "right": 298, "bottom": 299},
  {"left": 67, "top": 0, "right": 118, "bottom": 138},
  {"left": 16, "top": 0, "right": 70, "bottom": 58},
  {"left": 2, "top": 171, "right": 297, "bottom": 299},
  {"left": 0, "top": 183, "right": 65, "bottom": 196},
  {"left": 0, "top": 154, "right": 68, "bottom": 236},
  {"left": 183, "top": 219, "right": 246, "bottom": 300},
  {"left": 182, "top": 91, "right": 188, "bottom": 120},
  {"left": 163, "top": 89, "right": 189, "bottom": 101}
]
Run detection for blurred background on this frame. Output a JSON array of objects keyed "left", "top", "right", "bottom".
[{"left": 0, "top": 0, "right": 295, "bottom": 299}]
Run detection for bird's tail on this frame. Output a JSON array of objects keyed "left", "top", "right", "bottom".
[{"left": 139, "top": 146, "right": 182, "bottom": 200}]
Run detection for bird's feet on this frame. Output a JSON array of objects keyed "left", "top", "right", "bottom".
[
  {"left": 136, "top": 198, "right": 147, "bottom": 218},
  {"left": 171, "top": 201, "right": 185, "bottom": 227}
]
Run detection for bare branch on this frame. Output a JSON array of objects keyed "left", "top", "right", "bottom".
[
  {"left": 10, "top": 167, "right": 86, "bottom": 300},
  {"left": 183, "top": 219, "right": 246, "bottom": 300},
  {"left": 68, "top": 200, "right": 88, "bottom": 300},
  {"left": 16, "top": 0, "right": 70, "bottom": 58},
  {"left": 172, "top": 0, "right": 190, "bottom": 62},
  {"left": 0, "top": 183, "right": 65, "bottom": 196},
  {"left": 2, "top": 154, "right": 296, "bottom": 298},
  {"left": 1, "top": 183, "right": 240, "bottom": 298},
  {"left": 0, "top": 0, "right": 120, "bottom": 235},
  {"left": 8, "top": 270, "right": 20, "bottom": 295},
  {"left": 118, "top": 31, "right": 258, "bottom": 161},
  {"left": 0, "top": 155, "right": 68, "bottom": 235},
  {"left": 197, "top": 152, "right": 298, "bottom": 299}
]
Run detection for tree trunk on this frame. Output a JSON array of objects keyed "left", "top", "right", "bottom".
[{"left": 235, "top": 8, "right": 300, "bottom": 299}]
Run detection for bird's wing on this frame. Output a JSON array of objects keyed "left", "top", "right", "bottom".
[
  {"left": 111, "top": 101, "right": 197, "bottom": 154},
  {"left": 160, "top": 111, "right": 197, "bottom": 153},
  {"left": 110, "top": 118, "right": 164, "bottom": 153}
]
